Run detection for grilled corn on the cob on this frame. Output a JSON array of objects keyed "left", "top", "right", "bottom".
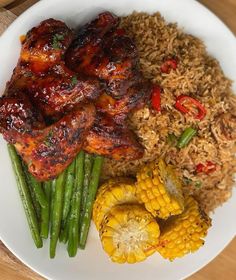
[
  {"left": 136, "top": 159, "right": 184, "bottom": 219},
  {"left": 157, "top": 196, "right": 211, "bottom": 260},
  {"left": 100, "top": 204, "right": 160, "bottom": 264},
  {"left": 93, "top": 178, "right": 138, "bottom": 230}
]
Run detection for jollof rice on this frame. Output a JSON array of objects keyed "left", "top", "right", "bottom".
[{"left": 102, "top": 12, "right": 236, "bottom": 213}]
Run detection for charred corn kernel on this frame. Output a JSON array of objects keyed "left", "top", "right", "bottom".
[
  {"left": 136, "top": 159, "right": 184, "bottom": 219},
  {"left": 157, "top": 196, "right": 211, "bottom": 261},
  {"left": 93, "top": 178, "right": 138, "bottom": 230},
  {"left": 100, "top": 204, "right": 160, "bottom": 264}
]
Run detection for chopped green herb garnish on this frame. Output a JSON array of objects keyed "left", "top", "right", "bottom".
[
  {"left": 195, "top": 181, "right": 202, "bottom": 189},
  {"left": 44, "top": 140, "right": 51, "bottom": 147},
  {"left": 55, "top": 34, "right": 64, "bottom": 40},
  {"left": 71, "top": 76, "right": 78, "bottom": 86},
  {"left": 44, "top": 130, "right": 54, "bottom": 147},
  {"left": 24, "top": 71, "right": 33, "bottom": 77},
  {"left": 183, "top": 176, "right": 192, "bottom": 186},
  {"left": 52, "top": 33, "right": 65, "bottom": 50},
  {"left": 146, "top": 170, "right": 152, "bottom": 178}
]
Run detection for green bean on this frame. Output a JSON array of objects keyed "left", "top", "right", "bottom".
[
  {"left": 22, "top": 163, "right": 41, "bottom": 221},
  {"left": 177, "top": 127, "right": 197, "bottom": 149},
  {"left": 50, "top": 179, "right": 56, "bottom": 222},
  {"left": 79, "top": 155, "right": 103, "bottom": 249},
  {"left": 50, "top": 171, "right": 66, "bottom": 258},
  {"left": 62, "top": 160, "right": 75, "bottom": 224},
  {"left": 67, "top": 151, "right": 85, "bottom": 257},
  {"left": 7, "top": 144, "right": 42, "bottom": 248},
  {"left": 59, "top": 216, "right": 70, "bottom": 244},
  {"left": 27, "top": 171, "right": 47, "bottom": 209},
  {"left": 40, "top": 181, "right": 51, "bottom": 239},
  {"left": 80, "top": 153, "right": 93, "bottom": 219}
]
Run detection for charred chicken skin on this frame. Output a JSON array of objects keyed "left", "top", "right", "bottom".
[
  {"left": 65, "top": 12, "right": 119, "bottom": 72},
  {"left": 83, "top": 113, "right": 144, "bottom": 160},
  {"left": 0, "top": 12, "right": 151, "bottom": 180},
  {"left": 27, "top": 64, "right": 101, "bottom": 118},
  {"left": 16, "top": 103, "right": 95, "bottom": 181},
  {"left": 0, "top": 94, "right": 45, "bottom": 143},
  {"left": 6, "top": 64, "right": 101, "bottom": 118},
  {"left": 65, "top": 19, "right": 139, "bottom": 99},
  {"left": 0, "top": 93, "right": 95, "bottom": 181},
  {"left": 20, "top": 18, "right": 74, "bottom": 73},
  {"left": 8, "top": 18, "right": 102, "bottom": 118},
  {"left": 96, "top": 81, "right": 151, "bottom": 122},
  {"left": 82, "top": 29, "right": 139, "bottom": 99}
]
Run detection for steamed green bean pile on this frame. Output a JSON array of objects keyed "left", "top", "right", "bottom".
[{"left": 8, "top": 144, "right": 103, "bottom": 258}]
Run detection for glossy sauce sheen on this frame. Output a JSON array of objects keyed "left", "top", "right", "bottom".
[{"left": 0, "top": 12, "right": 152, "bottom": 180}]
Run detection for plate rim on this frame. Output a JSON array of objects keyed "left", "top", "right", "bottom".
[{"left": 0, "top": 0, "right": 236, "bottom": 279}]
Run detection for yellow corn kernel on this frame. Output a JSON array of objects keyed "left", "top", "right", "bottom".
[
  {"left": 157, "top": 196, "right": 211, "bottom": 260},
  {"left": 102, "top": 237, "right": 115, "bottom": 255},
  {"left": 150, "top": 199, "right": 160, "bottom": 210},
  {"left": 140, "top": 192, "right": 148, "bottom": 203},
  {"left": 127, "top": 253, "right": 136, "bottom": 264},
  {"left": 136, "top": 159, "right": 184, "bottom": 219},
  {"left": 163, "top": 194, "right": 171, "bottom": 204},
  {"left": 100, "top": 204, "right": 160, "bottom": 264}
]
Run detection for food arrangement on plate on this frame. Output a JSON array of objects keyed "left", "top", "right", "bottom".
[{"left": 0, "top": 9, "right": 235, "bottom": 265}]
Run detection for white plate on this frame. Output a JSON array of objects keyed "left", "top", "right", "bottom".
[{"left": 0, "top": 0, "right": 236, "bottom": 279}]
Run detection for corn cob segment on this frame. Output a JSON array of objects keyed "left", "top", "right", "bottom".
[
  {"left": 100, "top": 204, "right": 160, "bottom": 264},
  {"left": 136, "top": 159, "right": 184, "bottom": 219},
  {"left": 93, "top": 178, "right": 138, "bottom": 230},
  {"left": 157, "top": 196, "right": 211, "bottom": 260}
]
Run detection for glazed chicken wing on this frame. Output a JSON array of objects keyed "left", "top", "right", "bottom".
[
  {"left": 83, "top": 29, "right": 139, "bottom": 99},
  {"left": 7, "top": 63, "right": 101, "bottom": 118},
  {"left": 0, "top": 94, "right": 95, "bottom": 181},
  {"left": 6, "top": 19, "right": 102, "bottom": 118},
  {"left": 65, "top": 12, "right": 119, "bottom": 71},
  {"left": 29, "top": 66, "right": 100, "bottom": 118},
  {"left": 17, "top": 103, "right": 95, "bottom": 181},
  {"left": 0, "top": 13, "right": 150, "bottom": 180},
  {"left": 20, "top": 18, "right": 74, "bottom": 73},
  {"left": 25, "top": 63, "right": 101, "bottom": 118},
  {"left": 84, "top": 113, "right": 144, "bottom": 160},
  {"left": 66, "top": 24, "right": 139, "bottom": 99}
]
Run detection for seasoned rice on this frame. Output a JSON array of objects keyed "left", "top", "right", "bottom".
[{"left": 102, "top": 12, "right": 236, "bottom": 213}]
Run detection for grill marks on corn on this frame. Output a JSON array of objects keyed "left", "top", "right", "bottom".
[
  {"left": 157, "top": 196, "right": 211, "bottom": 260},
  {"left": 136, "top": 159, "right": 184, "bottom": 219},
  {"left": 99, "top": 204, "right": 160, "bottom": 263}
]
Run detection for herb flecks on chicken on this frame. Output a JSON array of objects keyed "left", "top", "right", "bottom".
[
  {"left": 65, "top": 12, "right": 151, "bottom": 119},
  {"left": 0, "top": 97, "right": 96, "bottom": 181},
  {"left": 0, "top": 12, "right": 151, "bottom": 181},
  {"left": 21, "top": 18, "right": 74, "bottom": 73}
]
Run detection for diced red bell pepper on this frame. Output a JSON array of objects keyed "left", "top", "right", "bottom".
[
  {"left": 151, "top": 86, "right": 161, "bottom": 112},
  {"left": 196, "top": 163, "right": 204, "bottom": 173},
  {"left": 175, "top": 95, "right": 206, "bottom": 120},
  {"left": 196, "top": 161, "right": 217, "bottom": 174},
  {"left": 160, "top": 58, "right": 178, "bottom": 74}
]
